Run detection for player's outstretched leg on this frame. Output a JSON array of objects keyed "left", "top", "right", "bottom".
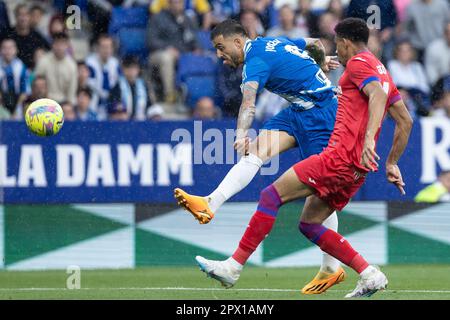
[
  {"left": 174, "top": 130, "right": 295, "bottom": 224},
  {"left": 195, "top": 168, "right": 313, "bottom": 287},
  {"left": 299, "top": 196, "right": 388, "bottom": 298},
  {"left": 301, "top": 212, "right": 347, "bottom": 294},
  {"left": 195, "top": 183, "right": 289, "bottom": 287}
]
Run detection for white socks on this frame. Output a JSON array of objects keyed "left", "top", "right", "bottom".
[
  {"left": 320, "top": 212, "right": 341, "bottom": 273},
  {"left": 226, "top": 257, "right": 243, "bottom": 271},
  {"left": 208, "top": 154, "right": 342, "bottom": 276},
  {"left": 360, "top": 265, "right": 377, "bottom": 278},
  {"left": 208, "top": 153, "right": 264, "bottom": 213}
]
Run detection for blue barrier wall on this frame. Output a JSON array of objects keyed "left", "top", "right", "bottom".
[{"left": 1, "top": 117, "right": 449, "bottom": 203}]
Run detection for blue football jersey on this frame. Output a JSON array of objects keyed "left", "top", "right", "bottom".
[{"left": 242, "top": 37, "right": 336, "bottom": 110}]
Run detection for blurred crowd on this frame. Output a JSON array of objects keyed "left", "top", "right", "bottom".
[{"left": 0, "top": 0, "right": 449, "bottom": 122}]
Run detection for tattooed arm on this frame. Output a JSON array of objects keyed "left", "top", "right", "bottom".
[{"left": 234, "top": 81, "right": 259, "bottom": 155}]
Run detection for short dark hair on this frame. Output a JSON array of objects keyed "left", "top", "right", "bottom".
[
  {"left": 52, "top": 32, "right": 69, "bottom": 42},
  {"left": 121, "top": 55, "right": 140, "bottom": 68},
  {"left": 33, "top": 75, "right": 47, "bottom": 83},
  {"left": 14, "top": 3, "right": 29, "bottom": 17},
  {"left": 305, "top": 43, "right": 325, "bottom": 67},
  {"left": 77, "top": 87, "right": 93, "bottom": 99},
  {"left": 334, "top": 18, "right": 369, "bottom": 44},
  {"left": 211, "top": 19, "right": 248, "bottom": 40},
  {"left": 30, "top": 3, "right": 44, "bottom": 13}
]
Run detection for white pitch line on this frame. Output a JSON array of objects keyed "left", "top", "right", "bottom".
[{"left": 0, "top": 287, "right": 449, "bottom": 294}]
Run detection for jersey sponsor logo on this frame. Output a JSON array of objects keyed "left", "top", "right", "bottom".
[
  {"left": 265, "top": 39, "right": 282, "bottom": 52},
  {"left": 376, "top": 65, "right": 387, "bottom": 75},
  {"left": 308, "top": 177, "right": 317, "bottom": 184}
]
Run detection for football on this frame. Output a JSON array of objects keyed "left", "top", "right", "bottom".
[{"left": 25, "top": 98, "right": 64, "bottom": 137}]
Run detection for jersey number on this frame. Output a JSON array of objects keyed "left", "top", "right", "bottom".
[{"left": 285, "top": 45, "right": 313, "bottom": 61}]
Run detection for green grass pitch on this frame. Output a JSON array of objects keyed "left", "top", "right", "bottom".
[{"left": 0, "top": 264, "right": 449, "bottom": 299}]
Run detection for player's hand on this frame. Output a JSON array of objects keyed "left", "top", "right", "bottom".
[
  {"left": 323, "top": 56, "right": 340, "bottom": 73},
  {"left": 234, "top": 137, "right": 250, "bottom": 156},
  {"left": 386, "top": 163, "right": 406, "bottom": 195},
  {"left": 361, "top": 138, "right": 380, "bottom": 171}
]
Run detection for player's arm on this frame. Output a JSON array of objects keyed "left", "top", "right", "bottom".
[
  {"left": 385, "top": 99, "right": 413, "bottom": 195},
  {"left": 361, "top": 81, "right": 388, "bottom": 171},
  {"left": 234, "top": 81, "right": 258, "bottom": 155}
]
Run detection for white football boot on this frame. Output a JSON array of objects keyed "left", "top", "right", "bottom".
[
  {"left": 195, "top": 256, "right": 241, "bottom": 288},
  {"left": 345, "top": 266, "right": 388, "bottom": 298}
]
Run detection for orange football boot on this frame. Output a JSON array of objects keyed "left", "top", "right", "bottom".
[
  {"left": 301, "top": 267, "right": 347, "bottom": 294},
  {"left": 174, "top": 188, "right": 214, "bottom": 224}
]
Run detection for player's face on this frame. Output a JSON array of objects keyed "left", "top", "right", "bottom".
[
  {"left": 213, "top": 35, "right": 244, "bottom": 68},
  {"left": 335, "top": 36, "right": 350, "bottom": 66}
]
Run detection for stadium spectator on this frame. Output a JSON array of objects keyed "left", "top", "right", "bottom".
[
  {"left": 388, "top": 40, "right": 430, "bottom": 94},
  {"left": 0, "top": 38, "right": 29, "bottom": 116},
  {"left": 425, "top": 22, "right": 450, "bottom": 86},
  {"left": 397, "top": 86, "right": 420, "bottom": 119},
  {"left": 0, "top": 92, "right": 11, "bottom": 119},
  {"left": 26, "top": 75, "right": 48, "bottom": 102},
  {"left": 29, "top": 3, "right": 50, "bottom": 39},
  {"left": 35, "top": 33, "right": 78, "bottom": 105},
  {"left": 86, "top": 34, "right": 121, "bottom": 118},
  {"left": 294, "top": 0, "right": 319, "bottom": 38},
  {"left": 0, "top": 0, "right": 10, "bottom": 43},
  {"left": 109, "top": 56, "right": 151, "bottom": 121},
  {"left": 217, "top": 64, "right": 242, "bottom": 117},
  {"left": 239, "top": 10, "right": 265, "bottom": 39},
  {"left": 209, "top": 0, "right": 241, "bottom": 24},
  {"left": 327, "top": 0, "right": 345, "bottom": 20},
  {"left": 77, "top": 61, "right": 90, "bottom": 91},
  {"left": 47, "top": 14, "right": 67, "bottom": 43},
  {"left": 317, "top": 11, "right": 339, "bottom": 55},
  {"left": 60, "top": 100, "right": 77, "bottom": 121},
  {"left": 415, "top": 170, "right": 450, "bottom": 202},
  {"left": 10, "top": 3, "right": 50, "bottom": 69},
  {"left": 431, "top": 75, "right": 450, "bottom": 118},
  {"left": 20, "top": 74, "right": 48, "bottom": 118},
  {"left": 403, "top": 0, "right": 449, "bottom": 59},
  {"left": 28, "top": 47, "right": 48, "bottom": 84},
  {"left": 267, "top": 4, "right": 305, "bottom": 38},
  {"left": 108, "top": 101, "right": 130, "bottom": 121},
  {"left": 151, "top": 0, "right": 213, "bottom": 30},
  {"left": 75, "top": 88, "right": 98, "bottom": 121},
  {"left": 193, "top": 96, "right": 219, "bottom": 119},
  {"left": 232, "top": 0, "right": 271, "bottom": 30},
  {"left": 148, "top": 0, "right": 199, "bottom": 104}
]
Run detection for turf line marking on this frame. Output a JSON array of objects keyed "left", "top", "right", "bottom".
[{"left": 0, "top": 287, "right": 449, "bottom": 294}]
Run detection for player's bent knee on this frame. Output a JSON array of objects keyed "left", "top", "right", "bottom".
[
  {"left": 257, "top": 184, "right": 282, "bottom": 215},
  {"left": 298, "top": 221, "right": 327, "bottom": 243},
  {"left": 242, "top": 152, "right": 264, "bottom": 168}
]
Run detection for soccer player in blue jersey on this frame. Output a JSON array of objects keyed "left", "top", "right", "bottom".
[{"left": 175, "top": 19, "right": 343, "bottom": 294}]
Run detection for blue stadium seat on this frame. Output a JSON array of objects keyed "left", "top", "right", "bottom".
[
  {"left": 117, "top": 28, "right": 149, "bottom": 64},
  {"left": 108, "top": 6, "right": 149, "bottom": 35},
  {"left": 177, "top": 53, "right": 218, "bottom": 107}
]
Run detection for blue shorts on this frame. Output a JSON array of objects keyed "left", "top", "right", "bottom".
[{"left": 262, "top": 100, "right": 337, "bottom": 160}]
